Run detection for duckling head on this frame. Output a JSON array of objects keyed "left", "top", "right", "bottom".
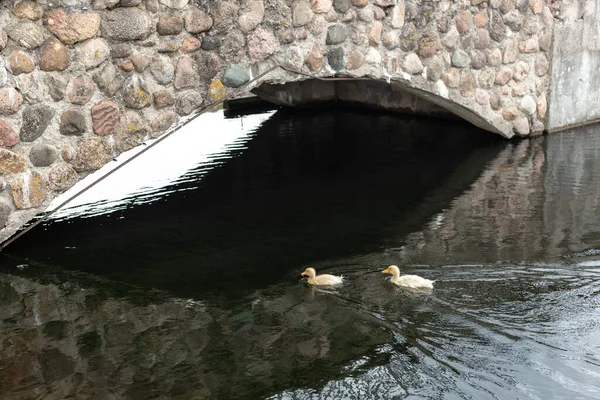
[
  {"left": 382, "top": 265, "right": 400, "bottom": 277},
  {"left": 301, "top": 267, "right": 316, "bottom": 278}
]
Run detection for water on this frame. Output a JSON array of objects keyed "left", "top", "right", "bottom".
[{"left": 1, "top": 108, "right": 600, "bottom": 400}]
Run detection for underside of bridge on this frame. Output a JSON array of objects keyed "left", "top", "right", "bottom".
[{"left": 252, "top": 78, "right": 513, "bottom": 137}]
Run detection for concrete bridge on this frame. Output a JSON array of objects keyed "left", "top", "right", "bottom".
[{"left": 0, "top": 0, "right": 593, "bottom": 242}]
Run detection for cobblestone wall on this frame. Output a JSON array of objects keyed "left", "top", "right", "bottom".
[{"left": 0, "top": 0, "right": 554, "bottom": 242}]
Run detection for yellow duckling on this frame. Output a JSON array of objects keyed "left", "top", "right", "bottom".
[
  {"left": 301, "top": 268, "right": 344, "bottom": 286},
  {"left": 382, "top": 265, "right": 434, "bottom": 289}
]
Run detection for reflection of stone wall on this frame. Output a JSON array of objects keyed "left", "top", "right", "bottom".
[
  {"left": 0, "top": 273, "right": 395, "bottom": 399},
  {"left": 398, "top": 138, "right": 546, "bottom": 264},
  {"left": 0, "top": 0, "right": 555, "bottom": 243}
]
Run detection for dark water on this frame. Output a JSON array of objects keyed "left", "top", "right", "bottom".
[{"left": 1, "top": 108, "right": 600, "bottom": 400}]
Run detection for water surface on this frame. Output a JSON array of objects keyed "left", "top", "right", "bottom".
[{"left": 1, "top": 108, "right": 599, "bottom": 399}]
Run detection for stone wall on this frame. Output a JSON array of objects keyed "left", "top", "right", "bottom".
[{"left": 0, "top": 0, "right": 555, "bottom": 244}]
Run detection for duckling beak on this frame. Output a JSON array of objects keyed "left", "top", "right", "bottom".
[
  {"left": 301, "top": 271, "right": 307, "bottom": 276},
  {"left": 381, "top": 268, "right": 390, "bottom": 274}
]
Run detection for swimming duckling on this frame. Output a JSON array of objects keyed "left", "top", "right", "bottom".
[
  {"left": 382, "top": 265, "right": 434, "bottom": 289},
  {"left": 301, "top": 267, "right": 344, "bottom": 286}
]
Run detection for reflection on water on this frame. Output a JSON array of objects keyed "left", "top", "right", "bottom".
[{"left": 2, "top": 109, "right": 600, "bottom": 399}]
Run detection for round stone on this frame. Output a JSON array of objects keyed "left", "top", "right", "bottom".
[
  {"left": 451, "top": 49, "right": 470, "bottom": 68},
  {"left": 91, "top": 100, "right": 120, "bottom": 136},
  {"left": 292, "top": 1, "right": 313, "bottom": 27},
  {"left": 72, "top": 137, "right": 110, "bottom": 172},
  {"left": 417, "top": 28, "right": 440, "bottom": 58},
  {"left": 114, "top": 111, "right": 148, "bottom": 153},
  {"left": 184, "top": 6, "right": 213, "bottom": 33},
  {"left": 78, "top": 38, "right": 111, "bottom": 70},
  {"left": 519, "top": 95, "right": 537, "bottom": 115},
  {"left": 201, "top": 36, "right": 222, "bottom": 51},
  {"left": 150, "top": 55, "right": 175, "bottom": 85},
  {"left": 29, "top": 144, "right": 58, "bottom": 167},
  {"left": 100, "top": 8, "right": 153, "bottom": 40},
  {"left": 174, "top": 56, "right": 198, "bottom": 90},
  {"left": 49, "top": 163, "right": 78, "bottom": 192},
  {"left": 0, "top": 120, "right": 18, "bottom": 148},
  {"left": 157, "top": 15, "right": 183, "bottom": 35},
  {"left": 69, "top": 76, "right": 95, "bottom": 105},
  {"left": 346, "top": 49, "right": 365, "bottom": 70},
  {"left": 123, "top": 76, "right": 151, "bottom": 108},
  {"left": 334, "top": 0, "right": 352, "bottom": 13},
  {"left": 403, "top": 53, "right": 423, "bottom": 74},
  {"left": 60, "top": 110, "right": 87, "bottom": 136},
  {"left": 6, "top": 21, "right": 45, "bottom": 49},
  {"left": 8, "top": 50, "right": 35, "bottom": 75},
  {"left": 154, "top": 90, "right": 174, "bottom": 108},
  {"left": 182, "top": 37, "right": 202, "bottom": 53},
  {"left": 176, "top": 91, "right": 203, "bottom": 116},
  {"left": 11, "top": 171, "right": 46, "bottom": 209},
  {"left": 305, "top": 44, "right": 324, "bottom": 72},
  {"left": 20, "top": 104, "right": 55, "bottom": 142},
  {"left": 328, "top": 47, "right": 345, "bottom": 71},
  {"left": 222, "top": 64, "right": 249, "bottom": 88},
  {"left": 39, "top": 38, "right": 70, "bottom": 72},
  {"left": 0, "top": 149, "right": 26, "bottom": 174},
  {"left": 43, "top": 9, "right": 101, "bottom": 45},
  {"left": 326, "top": 24, "right": 348, "bottom": 45},
  {"left": 150, "top": 111, "right": 178, "bottom": 134},
  {"left": 248, "top": 28, "right": 278, "bottom": 62},
  {"left": 0, "top": 89, "right": 23, "bottom": 116},
  {"left": 13, "top": 1, "right": 44, "bottom": 21}
]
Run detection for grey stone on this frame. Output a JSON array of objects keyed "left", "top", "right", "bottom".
[
  {"left": 114, "top": 111, "right": 147, "bottom": 153},
  {"left": 222, "top": 64, "right": 249, "bottom": 88},
  {"left": 399, "top": 23, "right": 417, "bottom": 52},
  {"left": 122, "top": 76, "right": 151, "bottom": 109},
  {"left": 15, "top": 74, "right": 44, "bottom": 104},
  {"left": 194, "top": 52, "right": 220, "bottom": 83},
  {"left": 471, "top": 50, "right": 486, "bottom": 69},
  {"left": 441, "top": 27, "right": 459, "bottom": 49},
  {"left": 93, "top": 62, "right": 124, "bottom": 96},
  {"left": 79, "top": 38, "right": 111, "bottom": 70},
  {"left": 150, "top": 55, "right": 175, "bottom": 85},
  {"left": 201, "top": 36, "right": 221, "bottom": 51},
  {"left": 29, "top": 144, "right": 58, "bottom": 167},
  {"left": 519, "top": 95, "right": 536, "bottom": 115},
  {"left": 459, "top": 71, "right": 477, "bottom": 97},
  {"left": 150, "top": 111, "right": 178, "bottom": 135},
  {"left": 327, "top": 47, "right": 345, "bottom": 71},
  {"left": 101, "top": 8, "right": 153, "bottom": 41},
  {"left": 427, "top": 56, "right": 444, "bottom": 81},
  {"left": 474, "top": 28, "right": 490, "bottom": 49},
  {"left": 503, "top": 38, "right": 518, "bottom": 64},
  {"left": 220, "top": 30, "right": 246, "bottom": 63},
  {"left": 326, "top": 24, "right": 348, "bottom": 45},
  {"left": 174, "top": 56, "right": 197, "bottom": 90},
  {"left": 503, "top": 10, "right": 524, "bottom": 32},
  {"left": 184, "top": 6, "right": 213, "bottom": 34},
  {"left": 212, "top": 2, "right": 239, "bottom": 33},
  {"left": 111, "top": 43, "right": 132, "bottom": 59},
  {"left": 403, "top": 53, "right": 423, "bottom": 74},
  {"left": 451, "top": 49, "right": 470, "bottom": 68},
  {"left": 72, "top": 137, "right": 110, "bottom": 172},
  {"left": 513, "top": 116, "right": 530, "bottom": 135},
  {"left": 478, "top": 68, "right": 496, "bottom": 88},
  {"left": 20, "top": 105, "right": 55, "bottom": 142},
  {"left": 176, "top": 91, "right": 203, "bottom": 116},
  {"left": 489, "top": 11, "right": 506, "bottom": 42},
  {"left": 44, "top": 74, "right": 67, "bottom": 102},
  {"left": 334, "top": 0, "right": 352, "bottom": 13},
  {"left": 49, "top": 163, "right": 78, "bottom": 192},
  {"left": 59, "top": 110, "right": 86, "bottom": 136},
  {"left": 292, "top": 2, "right": 313, "bottom": 27},
  {"left": 6, "top": 21, "right": 45, "bottom": 49}
]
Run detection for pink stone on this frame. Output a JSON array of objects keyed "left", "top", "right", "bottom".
[
  {"left": 368, "top": 21, "right": 382, "bottom": 46},
  {"left": 69, "top": 76, "right": 95, "bottom": 105},
  {"left": 455, "top": 11, "right": 472, "bottom": 34},
  {"left": 474, "top": 10, "right": 488, "bottom": 28},
  {"left": 312, "top": 0, "right": 333, "bottom": 14},
  {"left": 182, "top": 37, "right": 201, "bottom": 53},
  {"left": 91, "top": 100, "right": 120, "bottom": 136},
  {"left": 0, "top": 120, "right": 18, "bottom": 148}
]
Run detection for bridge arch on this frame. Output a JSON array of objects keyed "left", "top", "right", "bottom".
[{"left": 0, "top": 0, "right": 552, "bottom": 243}]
